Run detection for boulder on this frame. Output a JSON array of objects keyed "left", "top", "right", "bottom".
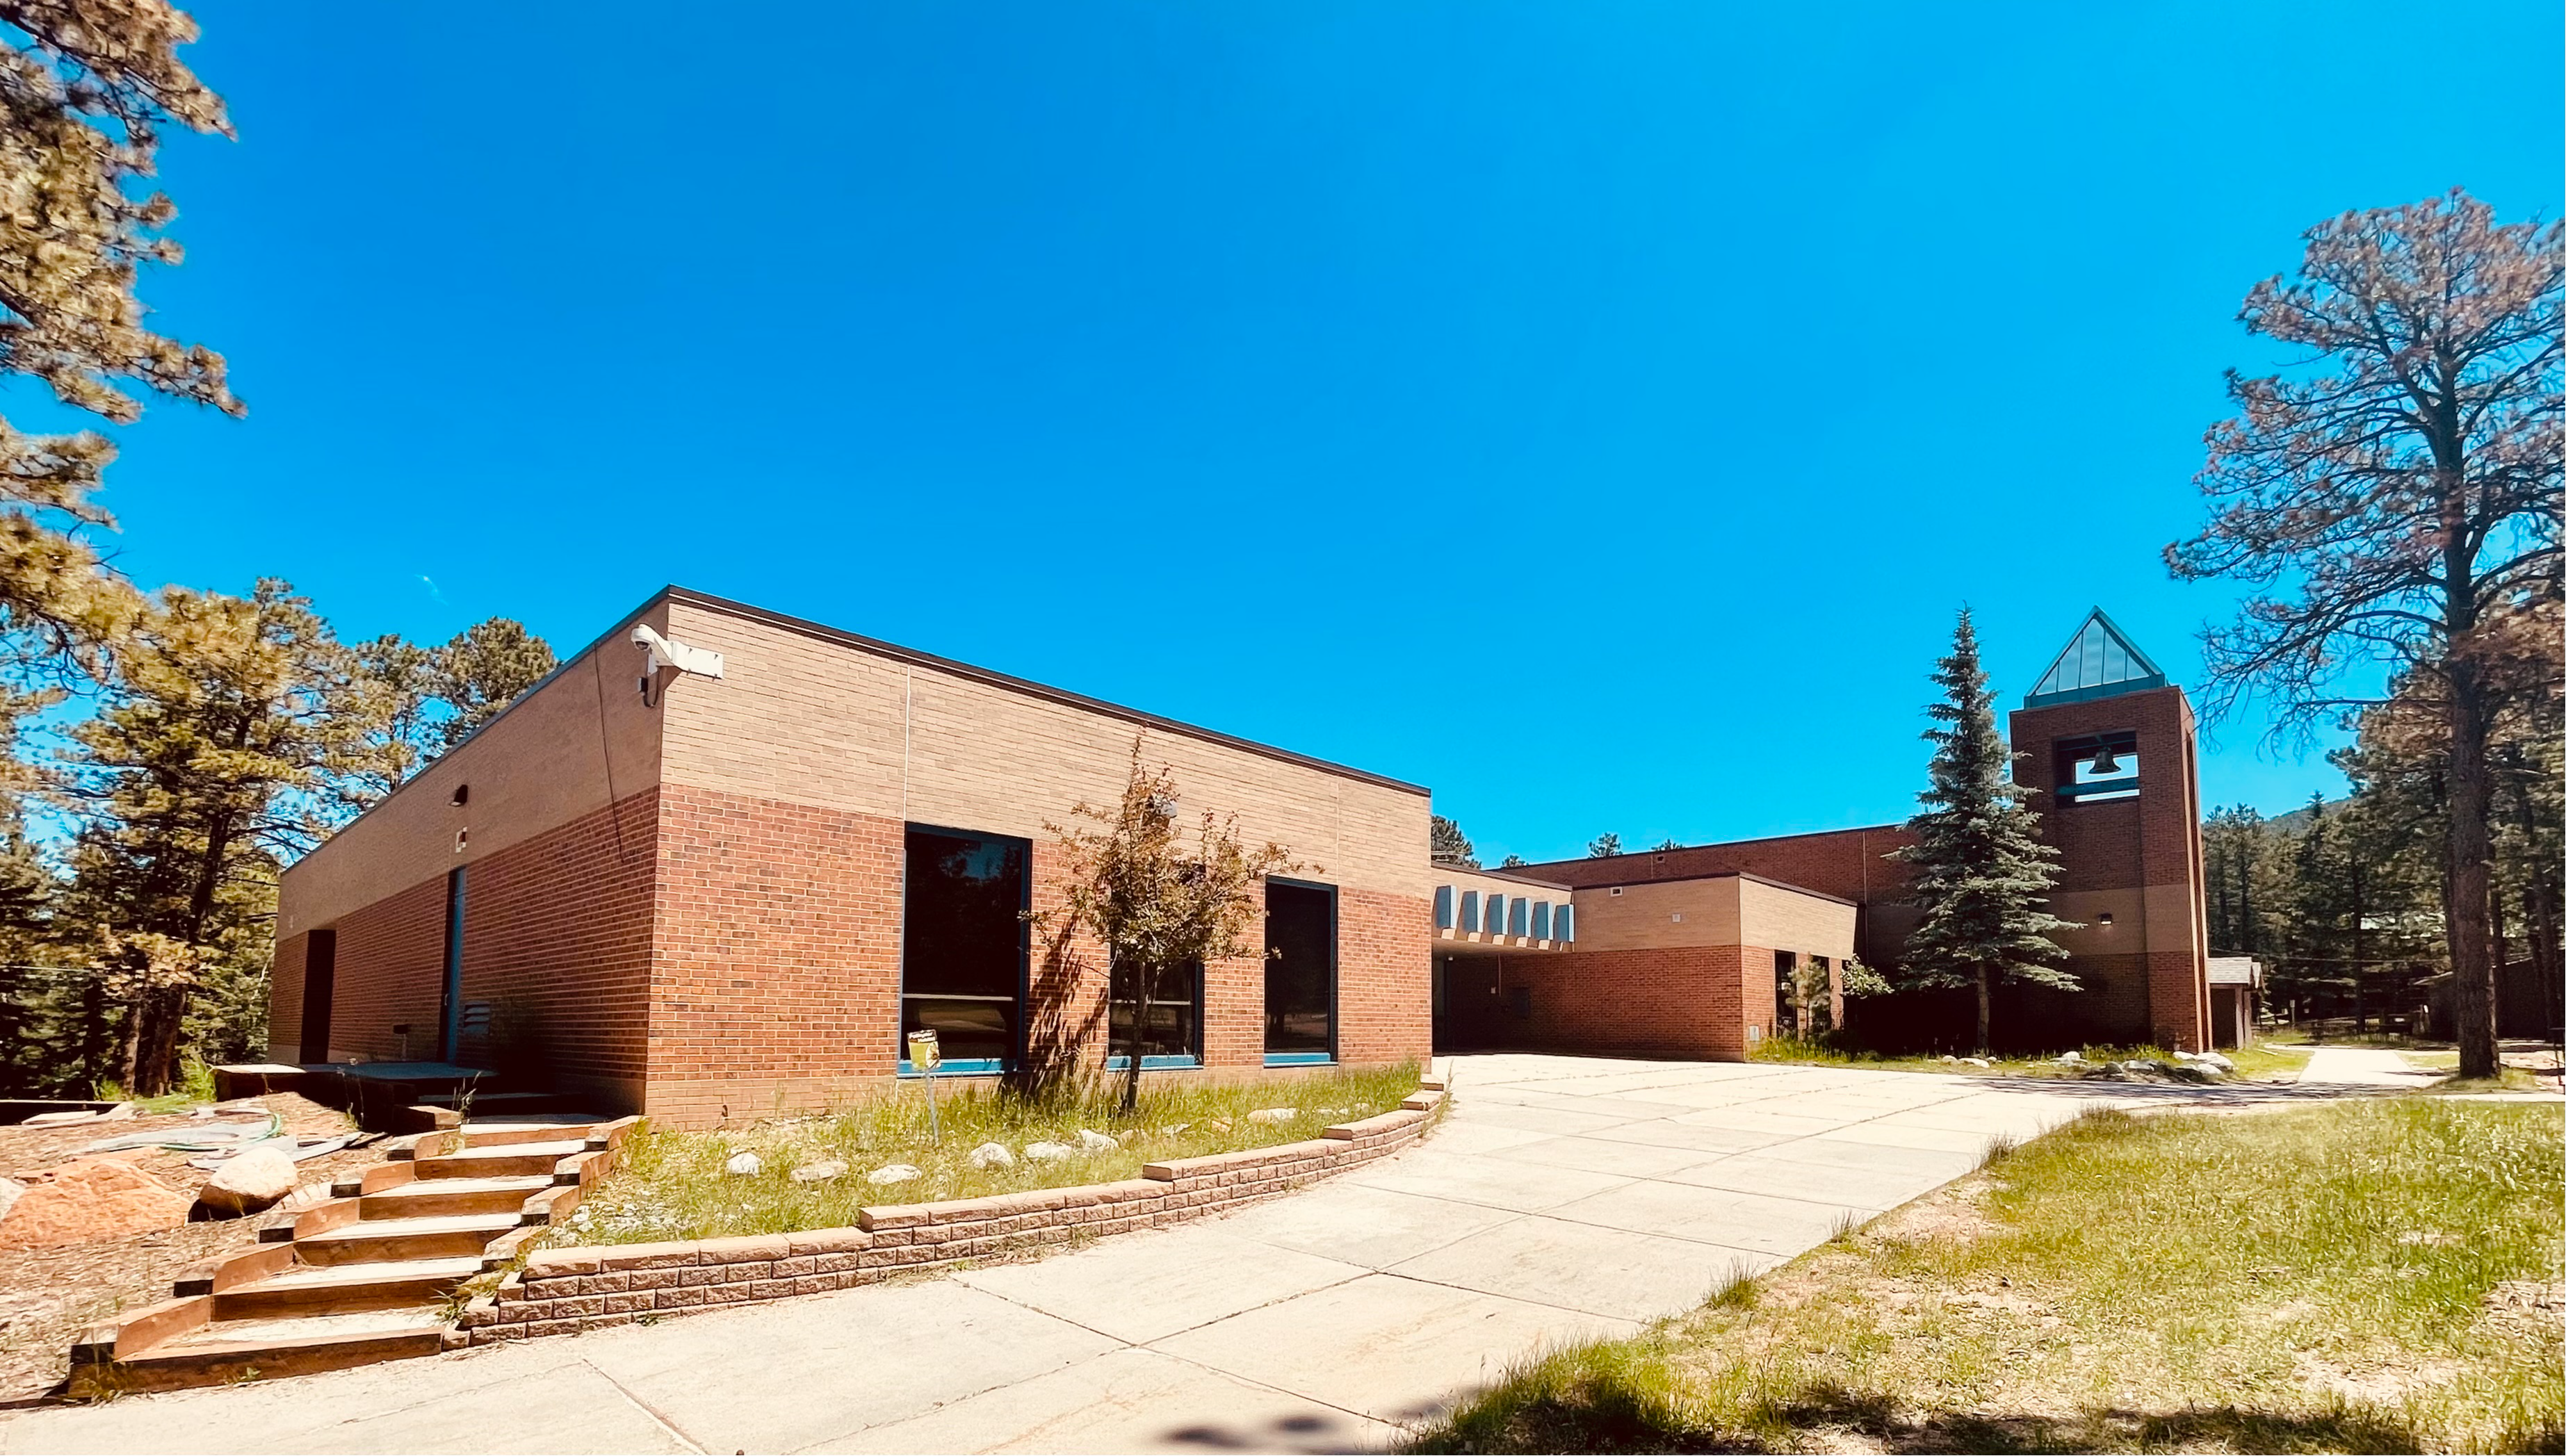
[
  {"left": 1076, "top": 1129, "right": 1118, "bottom": 1151},
  {"left": 1246, "top": 1107, "right": 1297, "bottom": 1125},
  {"left": 0, "top": 1157, "right": 190, "bottom": 1249},
  {"left": 1024, "top": 1141, "right": 1075, "bottom": 1162},
  {"left": 968, "top": 1142, "right": 1015, "bottom": 1169},
  {"left": 0, "top": 1176, "right": 22, "bottom": 1225},
  {"left": 2054, "top": 1051, "right": 2086, "bottom": 1065},
  {"left": 1958, "top": 1056, "right": 1992, "bottom": 1068},
  {"left": 788, "top": 1159, "right": 847, "bottom": 1184},
  {"left": 724, "top": 1152, "right": 763, "bottom": 1177},
  {"left": 867, "top": 1163, "right": 920, "bottom": 1186},
  {"left": 195, "top": 1145, "right": 299, "bottom": 1218}
]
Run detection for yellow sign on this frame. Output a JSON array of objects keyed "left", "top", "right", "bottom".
[{"left": 906, "top": 1029, "right": 941, "bottom": 1072}]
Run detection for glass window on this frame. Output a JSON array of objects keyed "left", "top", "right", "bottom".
[
  {"left": 1459, "top": 890, "right": 1479, "bottom": 933},
  {"left": 1110, "top": 958, "right": 1200, "bottom": 1063},
  {"left": 1265, "top": 880, "right": 1335, "bottom": 1058},
  {"left": 901, "top": 826, "right": 1029, "bottom": 1068},
  {"left": 1557, "top": 904, "right": 1575, "bottom": 943},
  {"left": 1485, "top": 894, "right": 1507, "bottom": 935},
  {"left": 1434, "top": 885, "right": 1455, "bottom": 931},
  {"left": 1532, "top": 901, "right": 1551, "bottom": 940},
  {"left": 1508, "top": 897, "right": 1529, "bottom": 938},
  {"left": 1773, "top": 951, "right": 1800, "bottom": 1038}
]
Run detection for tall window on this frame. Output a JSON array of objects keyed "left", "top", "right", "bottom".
[
  {"left": 1265, "top": 880, "right": 1336, "bottom": 1063},
  {"left": 1110, "top": 958, "right": 1201, "bottom": 1065},
  {"left": 437, "top": 869, "right": 466, "bottom": 1063},
  {"left": 900, "top": 826, "right": 1029, "bottom": 1071},
  {"left": 1773, "top": 950, "right": 1800, "bottom": 1038}
]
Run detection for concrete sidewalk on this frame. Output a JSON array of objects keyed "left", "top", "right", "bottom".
[
  {"left": 1, "top": 1055, "right": 2153, "bottom": 1455},
  {"left": 2295, "top": 1045, "right": 2445, "bottom": 1089}
]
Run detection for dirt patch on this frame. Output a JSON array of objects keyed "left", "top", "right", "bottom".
[{"left": 0, "top": 1094, "right": 379, "bottom": 1402}]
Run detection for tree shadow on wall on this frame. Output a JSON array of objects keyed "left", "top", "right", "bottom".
[
  {"left": 1008, "top": 920, "right": 1101, "bottom": 1103},
  {"left": 1419, "top": 1373, "right": 2508, "bottom": 1455}
]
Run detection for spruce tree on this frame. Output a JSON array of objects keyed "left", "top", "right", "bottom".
[{"left": 1892, "top": 610, "right": 2078, "bottom": 1054}]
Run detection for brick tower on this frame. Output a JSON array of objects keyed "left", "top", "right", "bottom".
[{"left": 2007, "top": 610, "right": 2211, "bottom": 1051}]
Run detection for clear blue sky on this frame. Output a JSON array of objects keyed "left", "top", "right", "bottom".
[{"left": 20, "top": 1, "right": 2560, "bottom": 864}]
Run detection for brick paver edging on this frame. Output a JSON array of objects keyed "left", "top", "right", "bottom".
[{"left": 461, "top": 1086, "right": 1446, "bottom": 1344}]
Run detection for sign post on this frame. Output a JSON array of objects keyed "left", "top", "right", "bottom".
[{"left": 906, "top": 1029, "right": 943, "bottom": 1139}]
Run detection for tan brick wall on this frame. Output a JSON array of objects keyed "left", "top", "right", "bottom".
[
  {"left": 279, "top": 602, "right": 670, "bottom": 940},
  {"left": 1568, "top": 877, "right": 1743, "bottom": 951},
  {"left": 1737, "top": 879, "right": 1858, "bottom": 963}
]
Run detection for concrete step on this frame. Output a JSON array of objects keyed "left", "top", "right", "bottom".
[
  {"left": 361, "top": 1174, "right": 553, "bottom": 1219},
  {"left": 295, "top": 1213, "right": 521, "bottom": 1266},
  {"left": 88, "top": 1310, "right": 446, "bottom": 1393},
  {"left": 211, "top": 1257, "right": 482, "bottom": 1319},
  {"left": 414, "top": 1139, "right": 586, "bottom": 1179}
]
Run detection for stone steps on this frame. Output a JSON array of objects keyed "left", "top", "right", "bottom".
[{"left": 67, "top": 1113, "right": 634, "bottom": 1396}]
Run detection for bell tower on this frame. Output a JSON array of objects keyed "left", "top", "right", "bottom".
[{"left": 2007, "top": 610, "right": 2211, "bottom": 1051}]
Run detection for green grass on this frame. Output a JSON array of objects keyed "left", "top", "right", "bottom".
[
  {"left": 1751, "top": 1038, "right": 2311, "bottom": 1083},
  {"left": 1411, "top": 1099, "right": 2564, "bottom": 1454},
  {"left": 559, "top": 1061, "right": 1422, "bottom": 1246},
  {"left": 91, "top": 1057, "right": 218, "bottom": 1113}
]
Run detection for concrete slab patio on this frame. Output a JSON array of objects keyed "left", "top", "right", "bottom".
[{"left": 3, "top": 1054, "right": 2248, "bottom": 1455}]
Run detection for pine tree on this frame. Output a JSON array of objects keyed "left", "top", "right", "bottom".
[
  {"left": 1429, "top": 815, "right": 1477, "bottom": 867},
  {"left": 1890, "top": 610, "right": 2078, "bottom": 1054}
]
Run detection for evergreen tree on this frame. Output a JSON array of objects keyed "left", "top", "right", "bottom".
[
  {"left": 1586, "top": 833, "right": 1622, "bottom": 858},
  {"left": 1429, "top": 815, "right": 1477, "bottom": 867},
  {"left": 1890, "top": 609, "right": 2077, "bottom": 1054}
]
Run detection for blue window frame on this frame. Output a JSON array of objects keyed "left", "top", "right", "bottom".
[
  {"left": 1508, "top": 897, "right": 1529, "bottom": 938},
  {"left": 1264, "top": 878, "right": 1336, "bottom": 1064},
  {"left": 1434, "top": 885, "right": 1455, "bottom": 930},
  {"left": 1556, "top": 904, "right": 1575, "bottom": 943},
  {"left": 437, "top": 867, "right": 466, "bottom": 1063},
  {"left": 1110, "top": 958, "right": 1201, "bottom": 1068},
  {"left": 899, "top": 824, "right": 1030, "bottom": 1074},
  {"left": 1459, "top": 890, "right": 1480, "bottom": 933},
  {"left": 1484, "top": 894, "right": 1507, "bottom": 935},
  {"left": 1532, "top": 901, "right": 1552, "bottom": 940}
]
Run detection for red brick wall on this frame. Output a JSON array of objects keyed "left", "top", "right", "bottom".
[
  {"left": 329, "top": 876, "right": 448, "bottom": 1063},
  {"left": 1468, "top": 946, "right": 1750, "bottom": 1060},
  {"left": 1513, "top": 827, "right": 1915, "bottom": 906},
  {"left": 268, "top": 933, "right": 308, "bottom": 1063},
  {"left": 459, "top": 790, "right": 662, "bottom": 1107},
  {"left": 643, "top": 785, "right": 905, "bottom": 1124},
  {"left": 1335, "top": 886, "right": 1431, "bottom": 1068}
]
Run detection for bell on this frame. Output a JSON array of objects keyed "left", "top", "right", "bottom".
[{"left": 2089, "top": 744, "right": 2122, "bottom": 775}]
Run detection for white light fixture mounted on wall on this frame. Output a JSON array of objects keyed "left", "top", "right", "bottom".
[{"left": 633, "top": 624, "right": 725, "bottom": 706}]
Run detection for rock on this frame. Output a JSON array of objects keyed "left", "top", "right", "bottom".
[
  {"left": 1076, "top": 1129, "right": 1118, "bottom": 1151},
  {"left": 724, "top": 1152, "right": 762, "bottom": 1177},
  {"left": 788, "top": 1159, "right": 847, "bottom": 1184},
  {"left": 1024, "top": 1141, "right": 1075, "bottom": 1162},
  {"left": 0, "top": 1156, "right": 190, "bottom": 1250},
  {"left": 1939, "top": 1055, "right": 1960, "bottom": 1064},
  {"left": 1207, "top": 1118, "right": 1233, "bottom": 1134},
  {"left": 1246, "top": 1107, "right": 1297, "bottom": 1125},
  {"left": 2193, "top": 1052, "right": 2235, "bottom": 1073},
  {"left": 1958, "top": 1056, "right": 1992, "bottom": 1068},
  {"left": 195, "top": 1145, "right": 298, "bottom": 1218},
  {"left": 2054, "top": 1051, "right": 2086, "bottom": 1065},
  {"left": 968, "top": 1141, "right": 1015, "bottom": 1169},
  {"left": 1163, "top": 1123, "right": 1191, "bottom": 1136},
  {"left": 866, "top": 1163, "right": 920, "bottom": 1186},
  {"left": 0, "top": 1177, "right": 21, "bottom": 1225}
]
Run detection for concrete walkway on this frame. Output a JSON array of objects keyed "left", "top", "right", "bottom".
[
  {"left": 3, "top": 1056, "right": 2176, "bottom": 1455},
  {"left": 2296, "top": 1045, "right": 2444, "bottom": 1090}
]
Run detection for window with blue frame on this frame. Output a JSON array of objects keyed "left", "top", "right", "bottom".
[
  {"left": 1532, "top": 901, "right": 1551, "bottom": 940},
  {"left": 900, "top": 826, "right": 1029, "bottom": 1072},
  {"left": 1507, "top": 897, "right": 1529, "bottom": 938},
  {"left": 1484, "top": 894, "right": 1507, "bottom": 935},
  {"left": 1459, "top": 890, "right": 1480, "bottom": 933},
  {"left": 1434, "top": 885, "right": 1454, "bottom": 930},
  {"left": 1109, "top": 957, "right": 1201, "bottom": 1066},
  {"left": 1556, "top": 904, "right": 1575, "bottom": 942},
  {"left": 1265, "top": 880, "right": 1335, "bottom": 1063}
]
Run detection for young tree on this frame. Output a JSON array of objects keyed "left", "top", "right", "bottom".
[
  {"left": 1890, "top": 610, "right": 2077, "bottom": 1054},
  {"left": 1, "top": 0, "right": 240, "bottom": 673},
  {"left": 1429, "top": 814, "right": 1477, "bottom": 867},
  {"left": 1039, "top": 742, "right": 1297, "bottom": 1111},
  {"left": 1586, "top": 832, "right": 1622, "bottom": 858},
  {"left": 2166, "top": 190, "right": 2561, "bottom": 1078}
]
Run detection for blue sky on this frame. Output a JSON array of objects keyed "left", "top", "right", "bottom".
[{"left": 17, "top": 1, "right": 2559, "bottom": 865}]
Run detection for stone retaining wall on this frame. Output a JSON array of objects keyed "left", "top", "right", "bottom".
[{"left": 461, "top": 1088, "right": 1444, "bottom": 1344}]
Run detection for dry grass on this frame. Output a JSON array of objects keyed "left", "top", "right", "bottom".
[
  {"left": 556, "top": 1061, "right": 1421, "bottom": 1246},
  {"left": 1410, "top": 1098, "right": 2563, "bottom": 1454},
  {"left": 1751, "top": 1039, "right": 2312, "bottom": 1084}
]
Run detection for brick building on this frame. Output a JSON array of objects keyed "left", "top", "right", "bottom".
[
  {"left": 270, "top": 588, "right": 1431, "bottom": 1125},
  {"left": 1436, "top": 609, "right": 2214, "bottom": 1056},
  {"left": 270, "top": 600, "right": 2214, "bottom": 1119}
]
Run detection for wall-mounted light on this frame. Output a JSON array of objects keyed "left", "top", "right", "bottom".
[
  {"left": 450, "top": 783, "right": 469, "bottom": 808},
  {"left": 2097, "top": 911, "right": 2115, "bottom": 928}
]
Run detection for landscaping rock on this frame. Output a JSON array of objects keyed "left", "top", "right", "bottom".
[
  {"left": 1024, "top": 1141, "right": 1075, "bottom": 1162},
  {"left": 789, "top": 1159, "right": 847, "bottom": 1184},
  {"left": 1076, "top": 1129, "right": 1118, "bottom": 1151},
  {"left": 0, "top": 1156, "right": 190, "bottom": 1250},
  {"left": 2054, "top": 1050, "right": 2086, "bottom": 1065},
  {"left": 1938, "top": 1055, "right": 1960, "bottom": 1064},
  {"left": 724, "top": 1152, "right": 763, "bottom": 1177},
  {"left": 866, "top": 1163, "right": 920, "bottom": 1185},
  {"left": 0, "top": 1176, "right": 21, "bottom": 1225},
  {"left": 968, "top": 1141, "right": 1015, "bottom": 1168},
  {"left": 1207, "top": 1118, "right": 1233, "bottom": 1133},
  {"left": 195, "top": 1145, "right": 298, "bottom": 1218},
  {"left": 2177, "top": 1050, "right": 2236, "bottom": 1073},
  {"left": 1163, "top": 1122, "right": 1191, "bottom": 1136},
  {"left": 1246, "top": 1107, "right": 1297, "bottom": 1125},
  {"left": 1958, "top": 1056, "right": 1992, "bottom": 1068}
]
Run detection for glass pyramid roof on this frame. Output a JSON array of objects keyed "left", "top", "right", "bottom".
[{"left": 2024, "top": 608, "right": 2168, "bottom": 707}]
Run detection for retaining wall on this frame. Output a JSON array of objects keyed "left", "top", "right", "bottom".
[{"left": 461, "top": 1089, "right": 1444, "bottom": 1343}]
